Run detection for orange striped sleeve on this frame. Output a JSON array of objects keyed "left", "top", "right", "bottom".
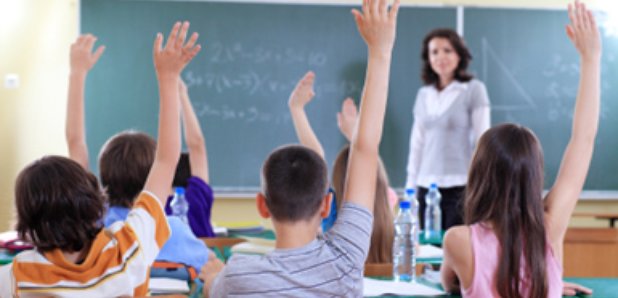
[{"left": 133, "top": 191, "right": 171, "bottom": 249}]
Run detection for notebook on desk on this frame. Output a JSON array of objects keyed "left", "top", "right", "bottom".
[
  {"left": 149, "top": 277, "right": 190, "bottom": 294},
  {"left": 214, "top": 221, "right": 264, "bottom": 234}
]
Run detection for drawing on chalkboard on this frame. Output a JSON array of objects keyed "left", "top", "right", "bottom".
[{"left": 481, "top": 37, "right": 537, "bottom": 113}]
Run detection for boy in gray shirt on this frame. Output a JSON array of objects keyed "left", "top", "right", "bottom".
[{"left": 202, "top": 0, "right": 400, "bottom": 296}]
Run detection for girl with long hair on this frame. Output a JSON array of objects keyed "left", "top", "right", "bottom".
[{"left": 440, "top": 2, "right": 601, "bottom": 297}]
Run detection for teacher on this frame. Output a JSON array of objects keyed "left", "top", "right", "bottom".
[{"left": 406, "top": 28, "right": 490, "bottom": 232}]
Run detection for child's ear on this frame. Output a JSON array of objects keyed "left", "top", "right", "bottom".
[
  {"left": 320, "top": 192, "right": 333, "bottom": 219},
  {"left": 256, "top": 192, "right": 271, "bottom": 219}
]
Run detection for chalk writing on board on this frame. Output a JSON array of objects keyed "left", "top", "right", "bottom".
[
  {"left": 192, "top": 102, "right": 292, "bottom": 124},
  {"left": 481, "top": 37, "right": 536, "bottom": 113},
  {"left": 184, "top": 71, "right": 363, "bottom": 96},
  {"left": 208, "top": 42, "right": 328, "bottom": 66},
  {"left": 540, "top": 54, "right": 608, "bottom": 121},
  {"left": 541, "top": 54, "right": 578, "bottom": 121}
]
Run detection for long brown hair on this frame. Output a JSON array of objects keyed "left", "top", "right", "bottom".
[
  {"left": 421, "top": 28, "right": 473, "bottom": 89},
  {"left": 465, "top": 124, "right": 548, "bottom": 298},
  {"left": 332, "top": 145, "right": 394, "bottom": 263}
]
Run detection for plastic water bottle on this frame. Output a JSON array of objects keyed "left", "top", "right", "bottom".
[
  {"left": 170, "top": 187, "right": 189, "bottom": 225},
  {"left": 424, "top": 183, "right": 442, "bottom": 241},
  {"left": 393, "top": 200, "right": 417, "bottom": 282},
  {"left": 405, "top": 188, "right": 420, "bottom": 242}
]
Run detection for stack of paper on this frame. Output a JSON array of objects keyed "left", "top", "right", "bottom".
[
  {"left": 363, "top": 278, "right": 445, "bottom": 296},
  {"left": 149, "top": 277, "right": 190, "bottom": 294},
  {"left": 214, "top": 221, "right": 264, "bottom": 233},
  {"left": 418, "top": 244, "right": 443, "bottom": 258},
  {"left": 231, "top": 236, "right": 275, "bottom": 255}
]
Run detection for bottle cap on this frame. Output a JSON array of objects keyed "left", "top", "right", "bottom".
[
  {"left": 430, "top": 183, "right": 438, "bottom": 189},
  {"left": 405, "top": 188, "right": 415, "bottom": 196},
  {"left": 174, "top": 187, "right": 185, "bottom": 196},
  {"left": 399, "top": 200, "right": 411, "bottom": 209}
]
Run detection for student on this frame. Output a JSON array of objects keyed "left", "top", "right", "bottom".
[
  {"left": 440, "top": 1, "right": 601, "bottom": 297},
  {"left": 0, "top": 22, "right": 200, "bottom": 296},
  {"left": 287, "top": 71, "right": 394, "bottom": 263},
  {"left": 63, "top": 34, "right": 210, "bottom": 277},
  {"left": 164, "top": 79, "right": 216, "bottom": 238},
  {"left": 202, "top": 0, "right": 400, "bottom": 296}
]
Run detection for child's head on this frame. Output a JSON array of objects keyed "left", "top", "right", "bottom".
[
  {"left": 173, "top": 152, "right": 191, "bottom": 188},
  {"left": 98, "top": 130, "right": 156, "bottom": 207},
  {"left": 332, "top": 145, "right": 394, "bottom": 263},
  {"left": 465, "top": 123, "right": 544, "bottom": 224},
  {"left": 15, "top": 156, "right": 106, "bottom": 252},
  {"left": 465, "top": 123, "right": 548, "bottom": 297},
  {"left": 259, "top": 145, "right": 329, "bottom": 222}
]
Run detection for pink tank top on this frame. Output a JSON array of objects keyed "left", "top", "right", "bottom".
[{"left": 463, "top": 223, "right": 563, "bottom": 298}]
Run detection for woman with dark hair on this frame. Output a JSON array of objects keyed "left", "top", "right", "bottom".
[{"left": 405, "top": 28, "right": 490, "bottom": 232}]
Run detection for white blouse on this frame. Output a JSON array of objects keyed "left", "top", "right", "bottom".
[{"left": 405, "top": 79, "right": 490, "bottom": 189}]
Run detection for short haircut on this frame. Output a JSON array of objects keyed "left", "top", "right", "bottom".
[
  {"left": 173, "top": 153, "right": 192, "bottom": 188},
  {"left": 421, "top": 28, "right": 473, "bottom": 88},
  {"left": 261, "top": 145, "right": 328, "bottom": 222},
  {"left": 98, "top": 130, "right": 156, "bottom": 207},
  {"left": 15, "top": 156, "right": 106, "bottom": 252}
]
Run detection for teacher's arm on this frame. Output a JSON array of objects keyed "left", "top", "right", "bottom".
[
  {"left": 405, "top": 91, "right": 425, "bottom": 189},
  {"left": 471, "top": 81, "right": 491, "bottom": 146}
]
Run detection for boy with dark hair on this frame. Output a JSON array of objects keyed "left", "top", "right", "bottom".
[
  {"left": 63, "top": 34, "right": 211, "bottom": 276},
  {"left": 260, "top": 145, "right": 329, "bottom": 221},
  {"left": 0, "top": 22, "right": 201, "bottom": 296},
  {"left": 99, "top": 130, "right": 157, "bottom": 208},
  {"left": 203, "top": 0, "right": 400, "bottom": 296}
]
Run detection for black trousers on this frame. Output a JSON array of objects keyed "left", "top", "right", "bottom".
[{"left": 417, "top": 185, "right": 465, "bottom": 232}]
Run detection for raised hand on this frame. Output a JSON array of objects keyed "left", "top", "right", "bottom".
[
  {"left": 179, "top": 77, "right": 189, "bottom": 96},
  {"left": 288, "top": 71, "right": 324, "bottom": 157},
  {"left": 566, "top": 0, "right": 601, "bottom": 60},
  {"left": 288, "top": 71, "right": 316, "bottom": 109},
  {"left": 153, "top": 21, "right": 201, "bottom": 77},
  {"left": 351, "top": 0, "right": 400, "bottom": 54},
  {"left": 70, "top": 34, "right": 105, "bottom": 75},
  {"left": 336, "top": 97, "right": 358, "bottom": 141}
]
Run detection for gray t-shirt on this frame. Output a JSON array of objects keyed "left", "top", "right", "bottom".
[{"left": 209, "top": 203, "right": 373, "bottom": 297}]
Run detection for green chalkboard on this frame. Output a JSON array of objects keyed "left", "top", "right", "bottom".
[
  {"left": 81, "top": 1, "right": 618, "bottom": 193},
  {"left": 81, "top": 0, "right": 456, "bottom": 191},
  {"left": 464, "top": 8, "right": 618, "bottom": 191}
]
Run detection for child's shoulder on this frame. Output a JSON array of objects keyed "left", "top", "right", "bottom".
[
  {"left": 443, "top": 225, "right": 474, "bottom": 269},
  {"left": 444, "top": 226, "right": 471, "bottom": 246}
]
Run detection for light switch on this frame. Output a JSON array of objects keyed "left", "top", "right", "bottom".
[{"left": 5, "top": 74, "right": 19, "bottom": 89}]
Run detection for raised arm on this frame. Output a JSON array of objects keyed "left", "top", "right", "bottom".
[
  {"left": 65, "top": 34, "right": 105, "bottom": 169},
  {"left": 545, "top": 0, "right": 601, "bottom": 251},
  {"left": 288, "top": 71, "right": 325, "bottom": 158},
  {"left": 344, "top": 0, "right": 399, "bottom": 211},
  {"left": 336, "top": 97, "right": 358, "bottom": 142},
  {"left": 470, "top": 83, "right": 491, "bottom": 146},
  {"left": 144, "top": 21, "right": 201, "bottom": 204},
  {"left": 179, "top": 79, "right": 209, "bottom": 182}
]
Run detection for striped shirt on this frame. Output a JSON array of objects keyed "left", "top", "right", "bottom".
[
  {"left": 0, "top": 191, "right": 170, "bottom": 297},
  {"left": 209, "top": 203, "right": 373, "bottom": 297}
]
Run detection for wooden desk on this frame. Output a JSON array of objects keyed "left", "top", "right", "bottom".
[
  {"left": 573, "top": 212, "right": 618, "bottom": 227},
  {"left": 564, "top": 227, "right": 618, "bottom": 277}
]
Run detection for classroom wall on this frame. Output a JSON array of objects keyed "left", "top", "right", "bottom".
[
  {"left": 0, "top": 0, "right": 78, "bottom": 231},
  {"left": 0, "top": 0, "right": 614, "bottom": 233}
]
